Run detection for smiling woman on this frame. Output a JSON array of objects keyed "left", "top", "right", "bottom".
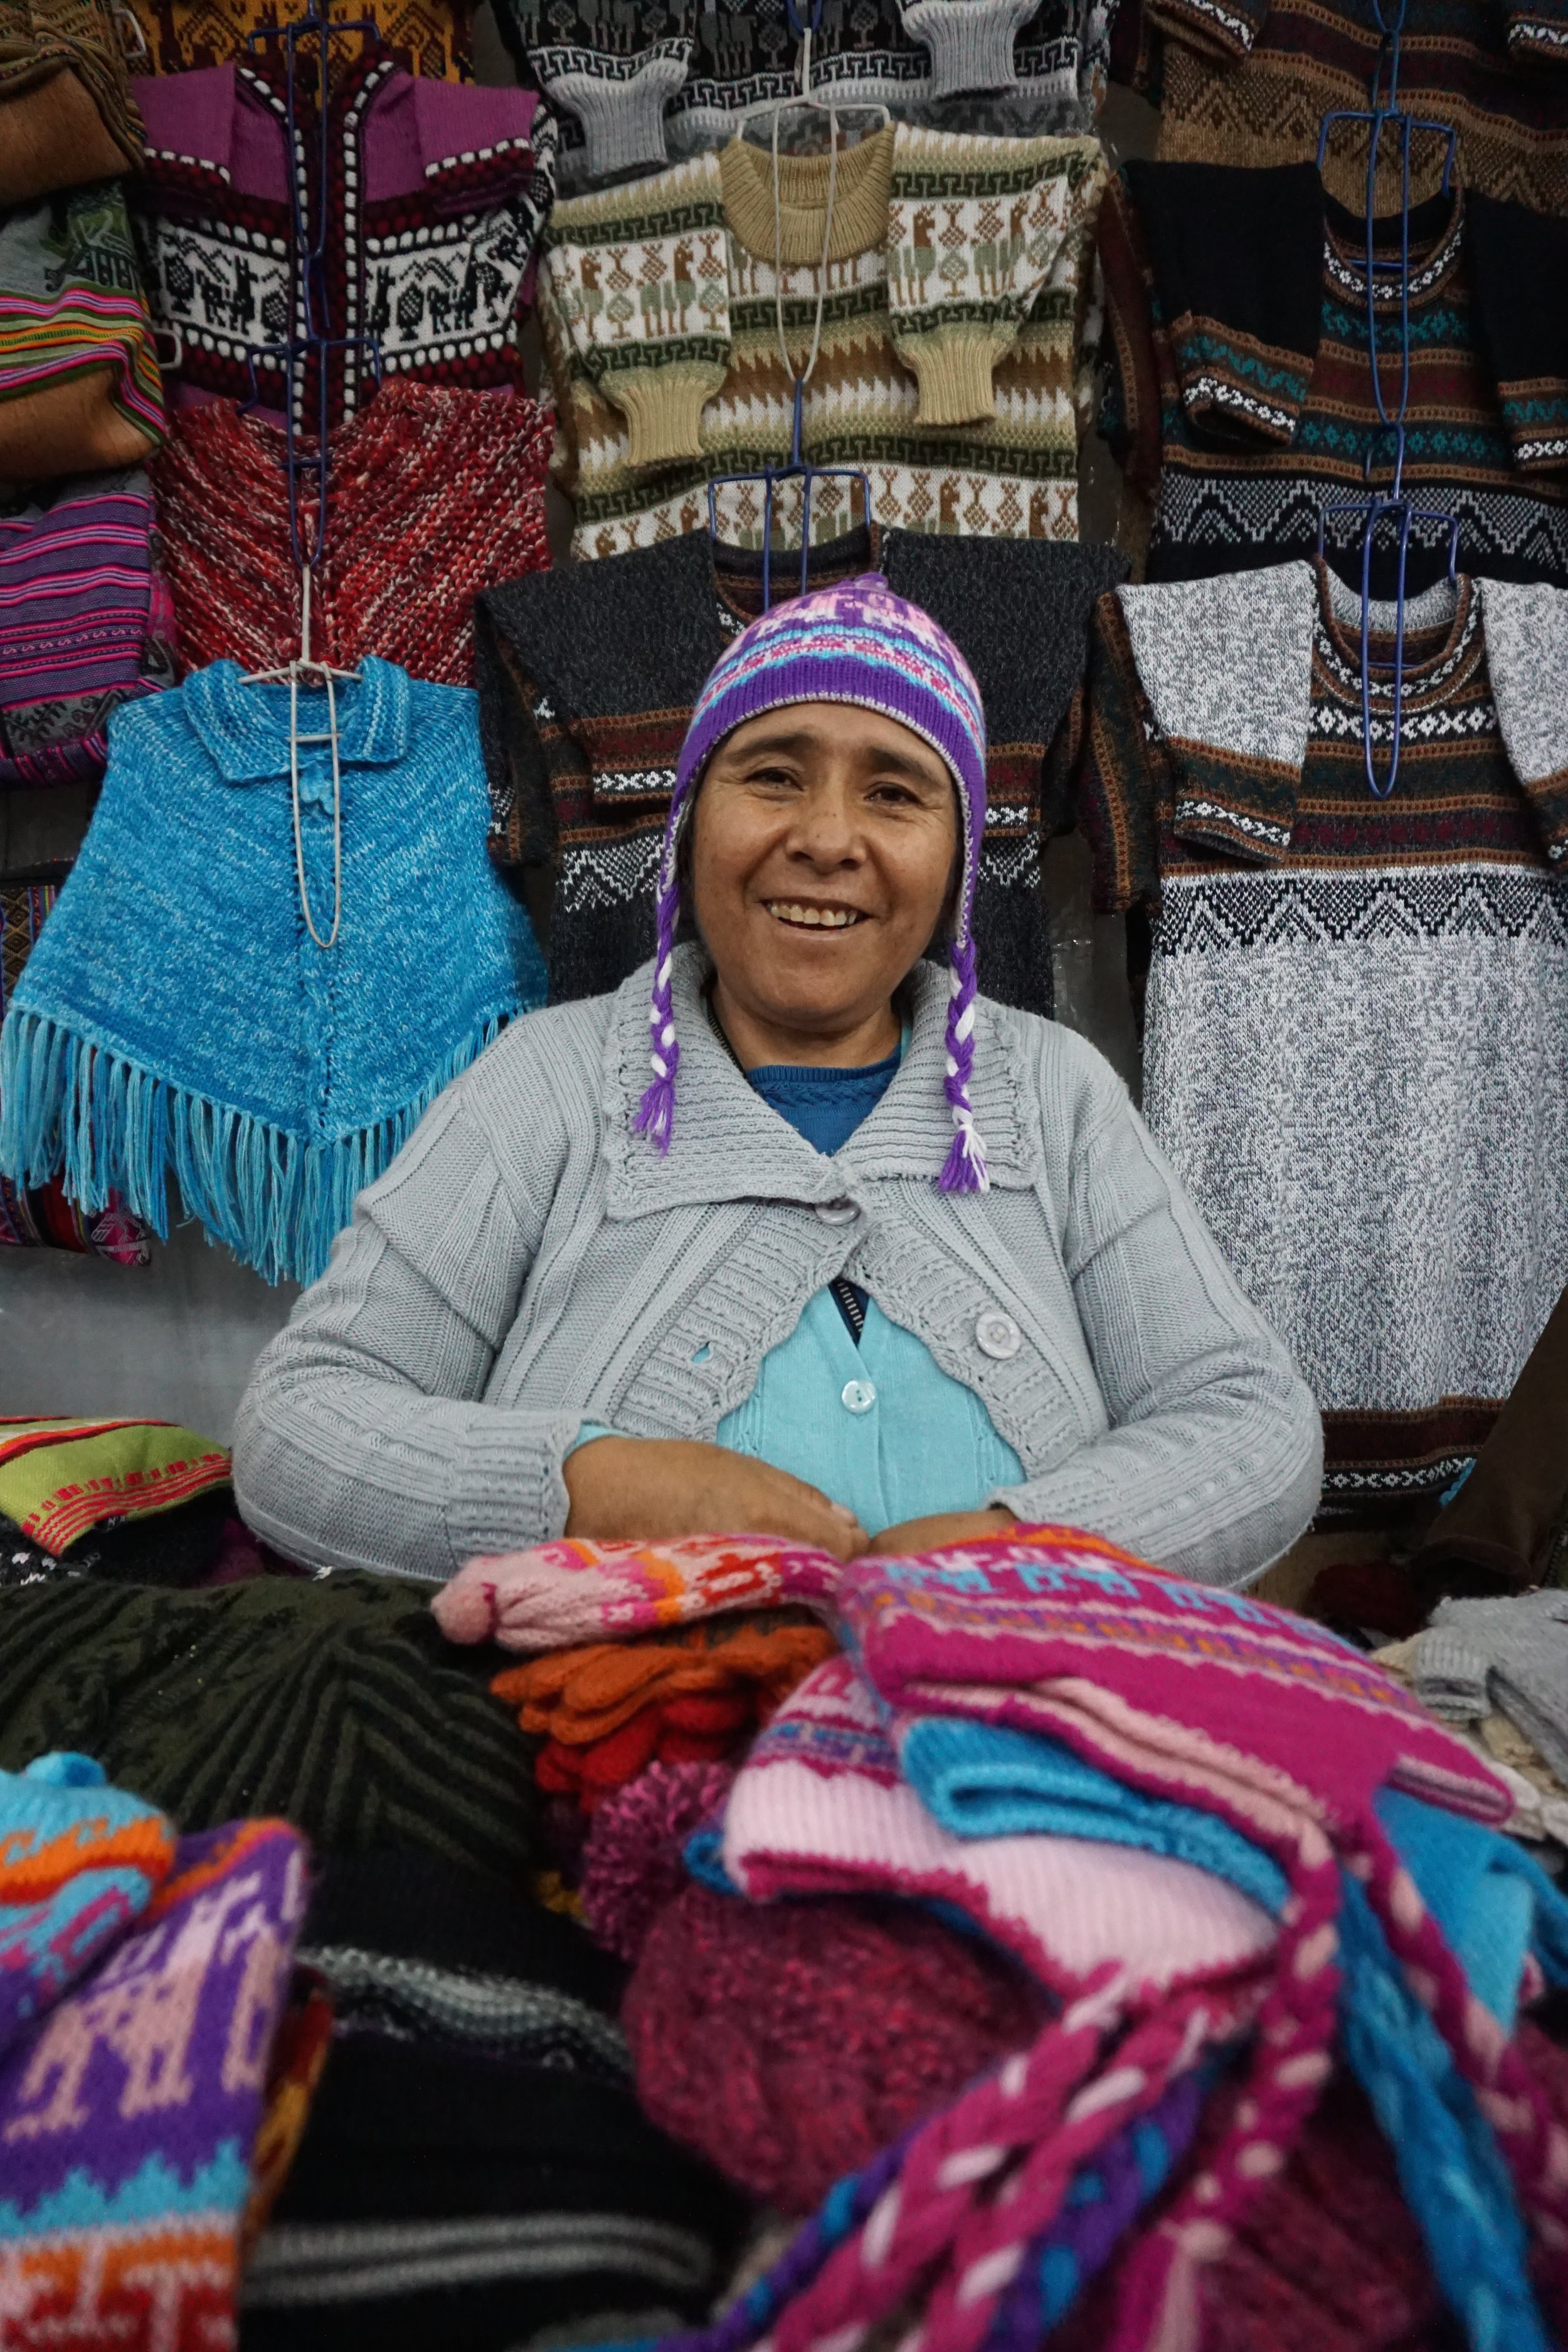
[{"left": 233, "top": 576, "right": 1324, "bottom": 1590}]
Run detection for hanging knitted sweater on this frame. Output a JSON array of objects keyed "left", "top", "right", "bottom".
[
  {"left": 1125, "top": 0, "right": 1568, "bottom": 218},
  {"left": 0, "top": 0, "right": 144, "bottom": 203},
  {"left": 494, "top": 0, "right": 1111, "bottom": 191},
  {"left": 537, "top": 124, "right": 1105, "bottom": 561},
  {"left": 1058, "top": 558, "right": 1568, "bottom": 1510},
  {"left": 125, "top": 0, "right": 474, "bottom": 80},
  {"left": 476, "top": 524, "right": 1124, "bottom": 1012},
  {"left": 1099, "top": 161, "right": 1568, "bottom": 595},
  {"left": 149, "top": 381, "right": 552, "bottom": 684},
  {"left": 130, "top": 51, "right": 556, "bottom": 433},
  {"left": 0, "top": 657, "right": 547, "bottom": 1284},
  {"left": 0, "top": 467, "right": 176, "bottom": 788},
  {"left": 0, "top": 178, "right": 164, "bottom": 479}
]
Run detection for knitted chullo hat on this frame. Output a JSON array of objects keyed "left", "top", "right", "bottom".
[
  {"left": 623, "top": 1881, "right": 1050, "bottom": 2216},
  {"left": 633, "top": 575, "right": 991, "bottom": 1192}
]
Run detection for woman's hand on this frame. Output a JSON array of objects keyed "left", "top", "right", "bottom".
[
  {"left": 564, "top": 1435, "right": 868, "bottom": 1559},
  {"left": 864, "top": 1506, "right": 1015, "bottom": 1557}
]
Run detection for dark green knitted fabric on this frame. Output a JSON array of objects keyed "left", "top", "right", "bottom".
[{"left": 0, "top": 1571, "right": 538, "bottom": 1878}]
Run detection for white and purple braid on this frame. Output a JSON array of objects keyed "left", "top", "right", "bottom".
[{"left": 633, "top": 574, "right": 992, "bottom": 1192}]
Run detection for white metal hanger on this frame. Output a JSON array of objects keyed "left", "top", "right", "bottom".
[{"left": 241, "top": 563, "right": 358, "bottom": 950}]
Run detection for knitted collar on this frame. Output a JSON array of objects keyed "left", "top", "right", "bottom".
[
  {"left": 183, "top": 655, "right": 411, "bottom": 783},
  {"left": 719, "top": 125, "right": 896, "bottom": 267},
  {"left": 601, "top": 943, "right": 1035, "bottom": 1218}
]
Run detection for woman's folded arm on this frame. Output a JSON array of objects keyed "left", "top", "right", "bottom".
[{"left": 232, "top": 1078, "right": 580, "bottom": 1581}]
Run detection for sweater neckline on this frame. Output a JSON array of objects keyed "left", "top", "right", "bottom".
[
  {"left": 1315, "top": 560, "right": 1479, "bottom": 703},
  {"left": 1322, "top": 181, "right": 1464, "bottom": 309},
  {"left": 719, "top": 125, "right": 896, "bottom": 268}
]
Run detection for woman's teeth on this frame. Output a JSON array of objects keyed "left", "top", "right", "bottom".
[{"left": 765, "top": 903, "right": 862, "bottom": 929}]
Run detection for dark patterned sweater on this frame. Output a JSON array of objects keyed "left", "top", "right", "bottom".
[
  {"left": 476, "top": 524, "right": 1125, "bottom": 1014},
  {"left": 1055, "top": 556, "right": 1568, "bottom": 1510},
  {"left": 1099, "top": 161, "right": 1568, "bottom": 596},
  {"left": 494, "top": 0, "right": 1112, "bottom": 191},
  {"left": 1120, "top": 0, "right": 1568, "bottom": 220}
]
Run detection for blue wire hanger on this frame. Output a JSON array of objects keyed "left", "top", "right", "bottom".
[
  {"left": 706, "top": 0, "right": 874, "bottom": 609},
  {"left": 1315, "top": 0, "right": 1461, "bottom": 799}
]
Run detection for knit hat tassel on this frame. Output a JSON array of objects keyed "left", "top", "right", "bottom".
[{"left": 0, "top": 1004, "right": 511, "bottom": 1287}]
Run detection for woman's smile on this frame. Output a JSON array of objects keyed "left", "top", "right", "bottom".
[{"left": 763, "top": 900, "right": 867, "bottom": 930}]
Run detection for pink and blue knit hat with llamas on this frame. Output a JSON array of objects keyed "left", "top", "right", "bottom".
[{"left": 632, "top": 574, "right": 992, "bottom": 1193}]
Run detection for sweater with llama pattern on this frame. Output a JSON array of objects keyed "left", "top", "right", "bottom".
[{"left": 537, "top": 123, "right": 1104, "bottom": 561}]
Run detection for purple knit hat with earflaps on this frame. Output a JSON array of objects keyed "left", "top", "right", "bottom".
[{"left": 632, "top": 574, "right": 991, "bottom": 1192}]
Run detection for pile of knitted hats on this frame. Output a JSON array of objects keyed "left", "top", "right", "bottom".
[
  {"left": 437, "top": 1521, "right": 1568, "bottom": 2352},
  {"left": 0, "top": 1507, "right": 751, "bottom": 2352},
  {"left": 0, "top": 1745, "right": 317, "bottom": 2343}
]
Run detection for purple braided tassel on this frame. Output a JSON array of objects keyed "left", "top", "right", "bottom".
[
  {"left": 939, "top": 933, "right": 988, "bottom": 1194},
  {"left": 632, "top": 861, "right": 684, "bottom": 1154}
]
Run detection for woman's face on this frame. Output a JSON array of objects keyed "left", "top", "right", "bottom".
[{"left": 689, "top": 701, "right": 959, "bottom": 1043}]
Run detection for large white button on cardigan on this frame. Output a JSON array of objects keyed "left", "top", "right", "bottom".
[{"left": 233, "top": 945, "right": 1325, "bottom": 1587}]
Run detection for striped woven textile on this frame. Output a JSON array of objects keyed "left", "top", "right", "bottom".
[
  {"left": 0, "top": 469, "right": 172, "bottom": 788},
  {"left": 0, "top": 180, "right": 164, "bottom": 454},
  {"left": 0, "top": 1415, "right": 231, "bottom": 1552}
]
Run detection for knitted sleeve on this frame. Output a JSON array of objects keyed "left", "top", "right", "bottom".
[
  {"left": 988, "top": 1040, "right": 1323, "bottom": 1586},
  {"left": 1503, "top": 0, "right": 1568, "bottom": 67},
  {"left": 1141, "top": 0, "right": 1271, "bottom": 63},
  {"left": 1094, "top": 169, "right": 1165, "bottom": 500},
  {"left": 1122, "top": 159, "right": 1322, "bottom": 453},
  {"left": 534, "top": 160, "right": 733, "bottom": 472},
  {"left": 1063, "top": 590, "right": 1169, "bottom": 916},
  {"left": 886, "top": 134, "right": 1106, "bottom": 430},
  {"left": 1466, "top": 195, "right": 1568, "bottom": 475},
  {"left": 231, "top": 1062, "right": 584, "bottom": 1581}
]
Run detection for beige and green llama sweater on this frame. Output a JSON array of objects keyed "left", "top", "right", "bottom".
[{"left": 536, "top": 124, "right": 1106, "bottom": 561}]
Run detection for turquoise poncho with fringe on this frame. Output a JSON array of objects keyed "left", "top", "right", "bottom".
[{"left": 0, "top": 656, "right": 545, "bottom": 1284}]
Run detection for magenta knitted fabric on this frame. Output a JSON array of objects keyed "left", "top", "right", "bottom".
[
  {"left": 826, "top": 1532, "right": 1568, "bottom": 2352},
  {"left": 633, "top": 576, "right": 992, "bottom": 1191},
  {"left": 623, "top": 1882, "right": 1049, "bottom": 2215},
  {"left": 580, "top": 1759, "right": 736, "bottom": 1961},
  {"left": 721, "top": 1655, "right": 1277, "bottom": 1997}
]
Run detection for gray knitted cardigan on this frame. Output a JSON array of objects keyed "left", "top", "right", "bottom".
[{"left": 233, "top": 948, "right": 1323, "bottom": 1586}]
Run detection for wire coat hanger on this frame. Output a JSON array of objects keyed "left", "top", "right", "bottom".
[
  {"left": 707, "top": 0, "right": 873, "bottom": 607},
  {"left": 1314, "top": 0, "right": 1461, "bottom": 798}
]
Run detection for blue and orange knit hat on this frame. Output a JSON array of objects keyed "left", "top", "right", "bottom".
[{"left": 632, "top": 574, "right": 991, "bottom": 1192}]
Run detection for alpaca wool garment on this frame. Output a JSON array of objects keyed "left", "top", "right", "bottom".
[
  {"left": 297, "top": 1847, "right": 631, "bottom": 2085},
  {"left": 124, "top": 0, "right": 472, "bottom": 77},
  {"left": 623, "top": 1883, "right": 1051, "bottom": 2213},
  {"left": 0, "top": 0, "right": 145, "bottom": 188},
  {"left": 637, "top": 575, "right": 992, "bottom": 1188},
  {"left": 0, "top": 657, "right": 546, "bottom": 1284},
  {"left": 494, "top": 1611, "right": 837, "bottom": 1750},
  {"left": 0, "top": 470, "right": 174, "bottom": 789},
  {"left": 131, "top": 53, "right": 554, "bottom": 431},
  {"left": 0, "top": 1573, "right": 541, "bottom": 1880},
  {"left": 437, "top": 1535, "right": 839, "bottom": 1653},
  {"left": 536, "top": 1695, "right": 757, "bottom": 1812},
  {"left": 580, "top": 1761, "right": 736, "bottom": 1962},
  {"left": 150, "top": 384, "right": 552, "bottom": 686},
  {"left": 1415, "top": 1592, "right": 1568, "bottom": 1789},
  {"left": 0, "top": 1751, "right": 174, "bottom": 2059},
  {"left": 477, "top": 524, "right": 1123, "bottom": 1019},
  {"left": 715, "top": 1653, "right": 1279, "bottom": 1994},
  {"left": 0, "top": 181, "right": 164, "bottom": 474},
  {"left": 0, "top": 1815, "right": 309, "bottom": 2352},
  {"left": 833, "top": 1533, "right": 1568, "bottom": 2345}
]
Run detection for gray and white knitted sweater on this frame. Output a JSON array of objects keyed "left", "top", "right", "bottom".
[{"left": 233, "top": 948, "right": 1322, "bottom": 1586}]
